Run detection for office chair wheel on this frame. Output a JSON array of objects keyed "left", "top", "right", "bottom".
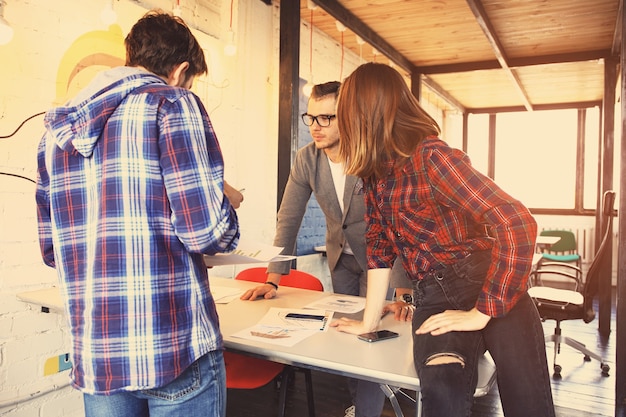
[
  {"left": 553, "top": 364, "right": 562, "bottom": 379},
  {"left": 584, "top": 355, "right": 591, "bottom": 362},
  {"left": 601, "top": 363, "right": 610, "bottom": 376}
]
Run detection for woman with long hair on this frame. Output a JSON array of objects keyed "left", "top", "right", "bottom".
[{"left": 331, "top": 62, "right": 555, "bottom": 417}]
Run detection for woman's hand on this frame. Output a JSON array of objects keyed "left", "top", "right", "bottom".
[
  {"left": 415, "top": 307, "right": 491, "bottom": 336},
  {"left": 330, "top": 317, "right": 373, "bottom": 335}
]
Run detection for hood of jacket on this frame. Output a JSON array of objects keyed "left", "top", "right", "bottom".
[{"left": 44, "top": 67, "right": 166, "bottom": 157}]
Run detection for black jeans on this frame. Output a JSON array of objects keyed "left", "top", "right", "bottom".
[{"left": 412, "top": 251, "right": 555, "bottom": 417}]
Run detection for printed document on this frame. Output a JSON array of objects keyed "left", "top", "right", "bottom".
[
  {"left": 231, "top": 308, "right": 333, "bottom": 347},
  {"left": 204, "top": 238, "right": 295, "bottom": 266}
]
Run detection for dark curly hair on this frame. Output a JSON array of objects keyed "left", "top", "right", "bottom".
[{"left": 125, "top": 10, "right": 207, "bottom": 79}]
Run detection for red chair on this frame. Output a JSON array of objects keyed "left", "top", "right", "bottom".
[
  {"left": 235, "top": 267, "right": 324, "bottom": 291},
  {"left": 224, "top": 267, "right": 321, "bottom": 417}
]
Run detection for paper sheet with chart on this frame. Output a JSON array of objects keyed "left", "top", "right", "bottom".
[
  {"left": 304, "top": 294, "right": 365, "bottom": 314},
  {"left": 231, "top": 308, "right": 333, "bottom": 347}
]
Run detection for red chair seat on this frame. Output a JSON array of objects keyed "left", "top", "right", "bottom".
[
  {"left": 222, "top": 267, "right": 321, "bottom": 417},
  {"left": 224, "top": 351, "right": 285, "bottom": 389}
]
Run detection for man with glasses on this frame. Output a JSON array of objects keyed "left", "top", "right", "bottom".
[{"left": 240, "top": 81, "right": 412, "bottom": 417}]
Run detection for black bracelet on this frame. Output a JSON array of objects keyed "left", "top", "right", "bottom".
[{"left": 265, "top": 281, "right": 278, "bottom": 290}]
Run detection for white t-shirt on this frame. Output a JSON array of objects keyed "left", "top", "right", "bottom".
[{"left": 328, "top": 156, "right": 354, "bottom": 255}]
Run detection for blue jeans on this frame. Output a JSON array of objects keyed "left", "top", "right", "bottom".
[
  {"left": 412, "top": 251, "right": 555, "bottom": 417},
  {"left": 83, "top": 350, "right": 226, "bottom": 417}
]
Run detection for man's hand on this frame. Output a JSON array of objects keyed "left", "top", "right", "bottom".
[
  {"left": 224, "top": 182, "right": 244, "bottom": 209},
  {"left": 415, "top": 307, "right": 491, "bottom": 336},
  {"left": 239, "top": 283, "right": 277, "bottom": 300},
  {"left": 382, "top": 301, "right": 414, "bottom": 322}
]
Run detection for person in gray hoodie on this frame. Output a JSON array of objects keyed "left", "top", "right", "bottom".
[{"left": 35, "top": 10, "right": 240, "bottom": 417}]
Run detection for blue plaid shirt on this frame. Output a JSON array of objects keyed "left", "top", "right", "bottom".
[{"left": 35, "top": 67, "right": 239, "bottom": 394}]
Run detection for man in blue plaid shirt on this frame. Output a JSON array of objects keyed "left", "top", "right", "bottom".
[{"left": 36, "top": 10, "right": 240, "bottom": 417}]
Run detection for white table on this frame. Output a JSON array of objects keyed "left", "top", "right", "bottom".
[
  {"left": 17, "top": 278, "right": 498, "bottom": 417},
  {"left": 213, "top": 277, "right": 497, "bottom": 417}
]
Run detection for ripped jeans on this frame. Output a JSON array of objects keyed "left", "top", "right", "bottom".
[{"left": 412, "top": 251, "right": 555, "bottom": 417}]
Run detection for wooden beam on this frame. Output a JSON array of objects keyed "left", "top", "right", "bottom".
[
  {"left": 467, "top": 101, "right": 602, "bottom": 114},
  {"left": 465, "top": 0, "right": 533, "bottom": 111},
  {"left": 277, "top": 0, "right": 300, "bottom": 210},
  {"left": 612, "top": 0, "right": 623, "bottom": 56},
  {"left": 421, "top": 76, "right": 467, "bottom": 114},
  {"left": 616, "top": 1, "right": 626, "bottom": 410},
  {"left": 310, "top": 0, "right": 416, "bottom": 74},
  {"left": 599, "top": 57, "right": 617, "bottom": 336},
  {"left": 417, "top": 50, "right": 611, "bottom": 75}
]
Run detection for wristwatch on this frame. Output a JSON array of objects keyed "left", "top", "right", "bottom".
[{"left": 402, "top": 293, "right": 414, "bottom": 305}]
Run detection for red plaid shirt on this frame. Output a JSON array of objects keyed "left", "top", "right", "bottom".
[{"left": 364, "top": 137, "right": 536, "bottom": 317}]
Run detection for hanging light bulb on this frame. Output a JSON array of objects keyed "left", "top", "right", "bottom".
[
  {"left": 173, "top": 0, "right": 182, "bottom": 17},
  {"left": 223, "top": 0, "right": 236, "bottom": 56},
  {"left": 303, "top": 78, "right": 314, "bottom": 97},
  {"left": 0, "top": 1, "right": 14, "bottom": 45},
  {"left": 372, "top": 47, "right": 380, "bottom": 62},
  {"left": 224, "top": 30, "right": 236, "bottom": 56},
  {"left": 356, "top": 35, "right": 365, "bottom": 64},
  {"left": 100, "top": 0, "right": 117, "bottom": 26}
]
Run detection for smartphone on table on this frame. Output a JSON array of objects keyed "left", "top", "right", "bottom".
[
  {"left": 285, "top": 313, "right": 326, "bottom": 321},
  {"left": 357, "top": 329, "right": 399, "bottom": 343}
]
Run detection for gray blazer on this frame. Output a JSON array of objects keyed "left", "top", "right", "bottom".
[{"left": 267, "top": 142, "right": 366, "bottom": 275}]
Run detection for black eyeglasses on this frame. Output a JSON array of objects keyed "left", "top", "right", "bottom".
[{"left": 301, "top": 113, "right": 336, "bottom": 127}]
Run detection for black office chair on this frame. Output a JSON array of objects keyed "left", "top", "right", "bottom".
[{"left": 528, "top": 190, "right": 615, "bottom": 378}]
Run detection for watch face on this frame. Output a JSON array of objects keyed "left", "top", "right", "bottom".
[{"left": 402, "top": 293, "right": 413, "bottom": 304}]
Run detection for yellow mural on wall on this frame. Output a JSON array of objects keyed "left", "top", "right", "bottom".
[{"left": 54, "top": 24, "right": 125, "bottom": 106}]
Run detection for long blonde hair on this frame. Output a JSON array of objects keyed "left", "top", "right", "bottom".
[{"left": 337, "top": 63, "right": 440, "bottom": 179}]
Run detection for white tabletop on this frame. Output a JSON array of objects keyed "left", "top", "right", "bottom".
[
  {"left": 15, "top": 277, "right": 497, "bottom": 398},
  {"left": 212, "top": 277, "right": 496, "bottom": 395},
  {"left": 16, "top": 287, "right": 64, "bottom": 313}
]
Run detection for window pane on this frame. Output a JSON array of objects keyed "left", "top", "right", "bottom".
[
  {"left": 584, "top": 107, "right": 600, "bottom": 210},
  {"left": 466, "top": 114, "right": 489, "bottom": 177},
  {"left": 494, "top": 110, "right": 577, "bottom": 209}
]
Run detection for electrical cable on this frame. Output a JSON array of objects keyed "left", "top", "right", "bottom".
[
  {"left": 0, "top": 111, "right": 45, "bottom": 139},
  {"left": 0, "top": 111, "right": 45, "bottom": 183},
  {"left": 0, "top": 172, "right": 36, "bottom": 183}
]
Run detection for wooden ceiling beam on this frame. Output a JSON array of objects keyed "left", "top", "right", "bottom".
[
  {"left": 418, "top": 50, "right": 612, "bottom": 75},
  {"left": 467, "top": 100, "right": 602, "bottom": 115},
  {"left": 465, "top": 0, "right": 533, "bottom": 111},
  {"left": 310, "top": 0, "right": 416, "bottom": 74},
  {"left": 611, "top": 0, "right": 623, "bottom": 56}
]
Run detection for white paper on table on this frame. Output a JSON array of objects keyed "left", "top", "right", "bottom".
[
  {"left": 204, "top": 238, "right": 296, "bottom": 266},
  {"left": 230, "top": 308, "right": 333, "bottom": 347},
  {"left": 304, "top": 294, "right": 365, "bottom": 314},
  {"left": 211, "top": 286, "right": 242, "bottom": 304}
]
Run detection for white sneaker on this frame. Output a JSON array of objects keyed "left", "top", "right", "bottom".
[{"left": 344, "top": 405, "right": 355, "bottom": 417}]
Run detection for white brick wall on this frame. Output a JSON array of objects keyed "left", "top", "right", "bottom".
[
  {"left": 0, "top": 0, "right": 464, "bottom": 414},
  {"left": 0, "top": 0, "right": 364, "bottom": 415}
]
